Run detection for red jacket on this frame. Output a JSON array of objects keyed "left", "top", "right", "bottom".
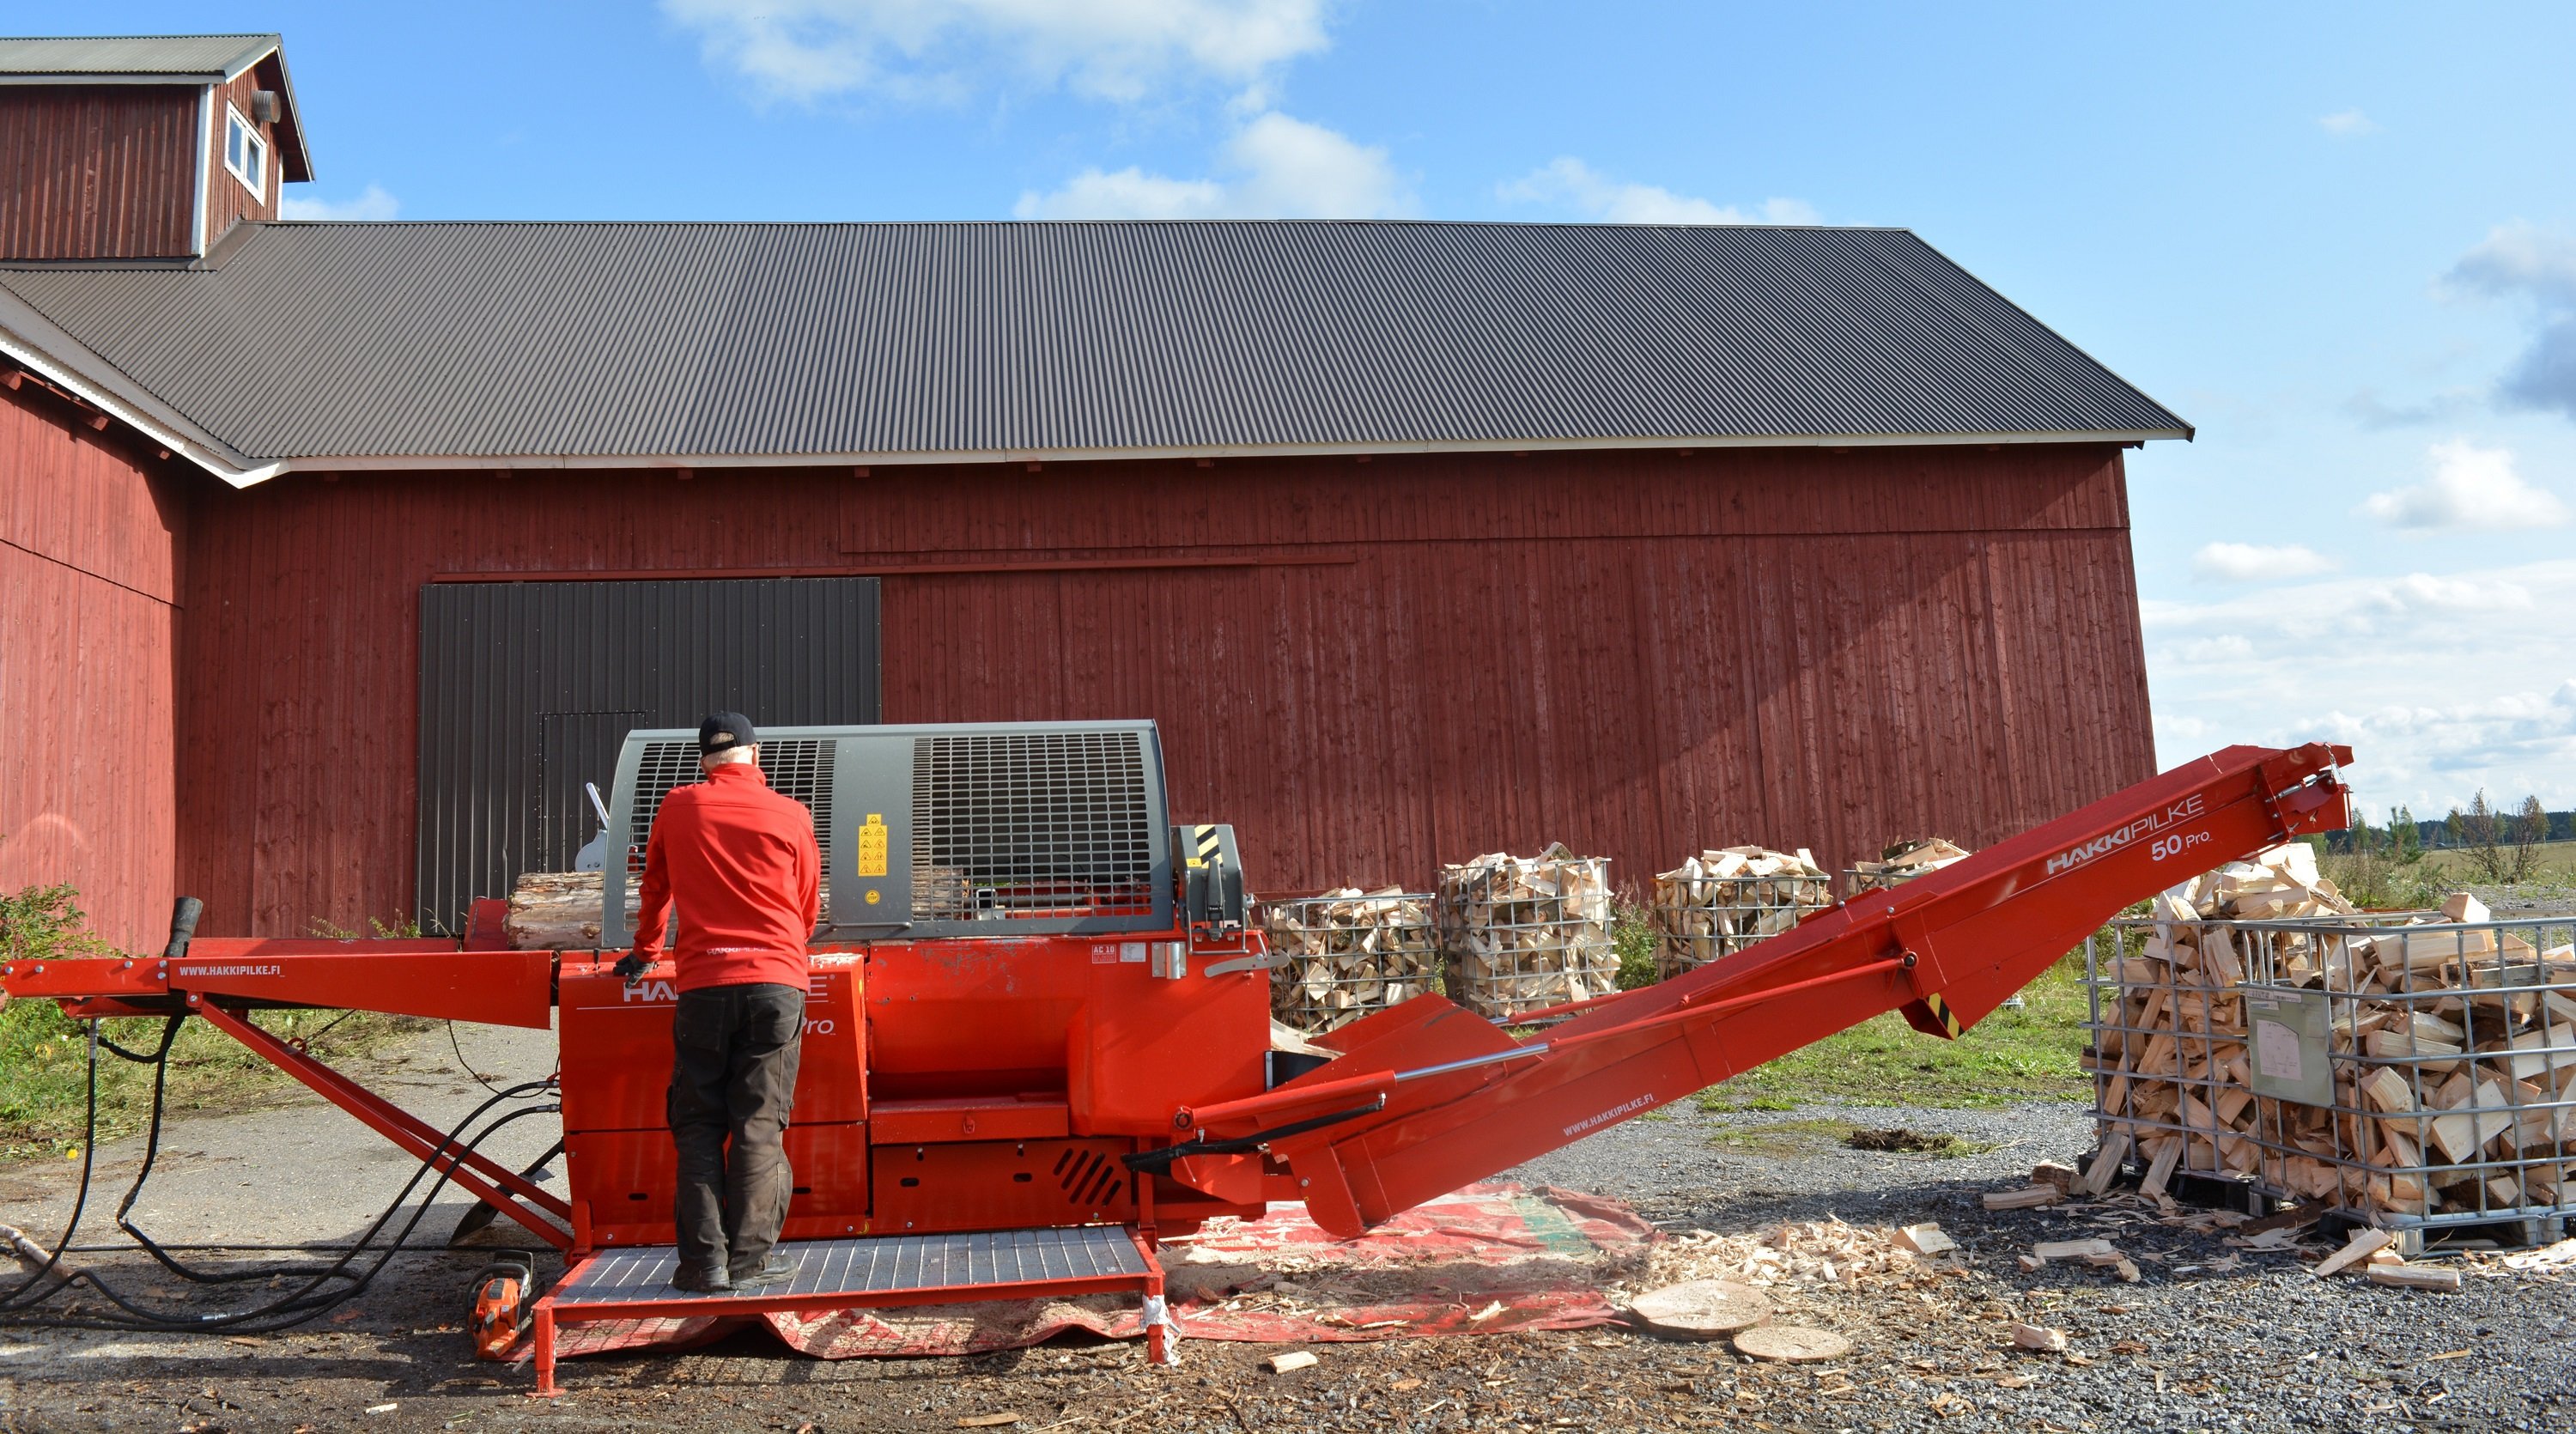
[{"left": 630, "top": 762, "right": 820, "bottom": 992}]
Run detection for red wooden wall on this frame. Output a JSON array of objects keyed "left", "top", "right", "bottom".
[
  {"left": 172, "top": 444, "right": 2155, "bottom": 936},
  {"left": 0, "top": 84, "right": 199, "bottom": 259},
  {"left": 0, "top": 384, "right": 188, "bottom": 950}
]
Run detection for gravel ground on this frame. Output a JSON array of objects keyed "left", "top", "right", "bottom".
[{"left": 6, "top": 1045, "right": 2576, "bottom": 1432}]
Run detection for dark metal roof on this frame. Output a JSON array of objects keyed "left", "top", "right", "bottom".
[
  {"left": 0, "top": 221, "right": 2189, "bottom": 471},
  {"left": 0, "top": 33, "right": 279, "bottom": 81}
]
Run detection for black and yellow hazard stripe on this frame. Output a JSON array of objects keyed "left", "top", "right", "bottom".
[
  {"left": 1923, "top": 993, "right": 1963, "bottom": 1037},
  {"left": 1187, "top": 823, "right": 1223, "bottom": 869}
]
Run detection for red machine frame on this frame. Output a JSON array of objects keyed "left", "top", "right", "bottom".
[{"left": 2, "top": 742, "right": 2354, "bottom": 1393}]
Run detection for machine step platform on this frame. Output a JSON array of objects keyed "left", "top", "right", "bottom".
[
  {"left": 554, "top": 1224, "right": 1149, "bottom": 1305},
  {"left": 529, "top": 1224, "right": 1169, "bottom": 1395}
]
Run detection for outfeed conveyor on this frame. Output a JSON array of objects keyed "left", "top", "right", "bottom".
[{"left": 0, "top": 729, "right": 2351, "bottom": 1393}]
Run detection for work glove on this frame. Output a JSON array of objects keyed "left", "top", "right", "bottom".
[{"left": 613, "top": 951, "right": 653, "bottom": 987}]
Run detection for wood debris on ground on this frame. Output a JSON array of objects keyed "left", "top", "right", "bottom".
[
  {"left": 2090, "top": 844, "right": 2576, "bottom": 1224},
  {"left": 1648, "top": 846, "right": 1831, "bottom": 978},
  {"left": 1844, "top": 837, "right": 1974, "bottom": 896},
  {"left": 1266, "top": 1351, "right": 1319, "bottom": 1373},
  {"left": 1262, "top": 888, "right": 1440, "bottom": 1033},
  {"left": 1641, "top": 1217, "right": 1956, "bottom": 1292},
  {"left": 1438, "top": 846, "right": 1617, "bottom": 1019}
]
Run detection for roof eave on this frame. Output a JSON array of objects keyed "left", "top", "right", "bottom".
[
  {"left": 233, "top": 427, "right": 2196, "bottom": 481},
  {"left": 0, "top": 286, "right": 272, "bottom": 485}
]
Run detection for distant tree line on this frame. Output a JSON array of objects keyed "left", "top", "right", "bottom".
[{"left": 2321, "top": 791, "right": 2570, "bottom": 884}]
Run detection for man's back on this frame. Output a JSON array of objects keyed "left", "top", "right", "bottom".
[{"left": 632, "top": 762, "right": 819, "bottom": 991}]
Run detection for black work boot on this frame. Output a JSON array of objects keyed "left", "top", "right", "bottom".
[
  {"left": 729, "top": 1253, "right": 794, "bottom": 1290},
  {"left": 670, "top": 1263, "right": 731, "bottom": 1294}
]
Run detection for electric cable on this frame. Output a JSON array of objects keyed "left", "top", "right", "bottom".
[
  {"left": 0, "top": 1020, "right": 102, "bottom": 1307},
  {"left": 2, "top": 1016, "right": 562, "bottom": 1333},
  {"left": 3, "top": 1099, "right": 560, "bottom": 1332}
]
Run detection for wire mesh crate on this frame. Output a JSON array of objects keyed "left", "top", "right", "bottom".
[
  {"left": 1843, "top": 837, "right": 1972, "bottom": 898},
  {"left": 1262, "top": 888, "right": 1442, "bottom": 1035},
  {"left": 2084, "top": 858, "right": 2576, "bottom": 1246},
  {"left": 1649, "top": 848, "right": 1832, "bottom": 979},
  {"left": 1437, "top": 849, "right": 1616, "bottom": 1020}
]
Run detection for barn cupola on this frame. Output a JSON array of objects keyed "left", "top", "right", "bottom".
[{"left": 0, "top": 33, "right": 312, "bottom": 260}]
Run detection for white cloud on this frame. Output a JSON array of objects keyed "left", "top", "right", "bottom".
[
  {"left": 2445, "top": 223, "right": 2576, "bottom": 419},
  {"left": 663, "top": 0, "right": 1328, "bottom": 104},
  {"left": 2318, "top": 109, "right": 2378, "bottom": 137},
  {"left": 2142, "top": 558, "right": 2576, "bottom": 810},
  {"left": 277, "top": 185, "right": 400, "bottom": 222},
  {"left": 2190, "top": 541, "right": 2336, "bottom": 581},
  {"left": 2359, "top": 439, "right": 2570, "bottom": 531},
  {"left": 1013, "top": 111, "right": 1409, "bottom": 219},
  {"left": 1497, "top": 158, "right": 1818, "bottom": 226}
]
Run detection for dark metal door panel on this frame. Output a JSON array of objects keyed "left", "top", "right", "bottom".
[{"left": 416, "top": 577, "right": 880, "bottom": 933}]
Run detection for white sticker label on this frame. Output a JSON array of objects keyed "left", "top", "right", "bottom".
[
  {"left": 2254, "top": 1019, "right": 2303, "bottom": 1082},
  {"left": 1121, "top": 942, "right": 1148, "bottom": 963}
]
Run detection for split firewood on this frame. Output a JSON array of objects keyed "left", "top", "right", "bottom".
[
  {"left": 1267, "top": 1351, "right": 1320, "bottom": 1373},
  {"left": 2030, "top": 1238, "right": 2117, "bottom": 1262},
  {"left": 2311, "top": 1228, "right": 2396, "bottom": 1278},
  {"left": 2010, "top": 1323, "right": 2069, "bottom": 1352},
  {"left": 1983, "top": 1186, "right": 2063, "bottom": 1211},
  {"left": 2364, "top": 1263, "right": 2461, "bottom": 1291},
  {"left": 1438, "top": 848, "right": 1617, "bottom": 1020},
  {"left": 1893, "top": 1223, "right": 1955, "bottom": 1256},
  {"left": 1649, "top": 845, "right": 1832, "bottom": 978}
]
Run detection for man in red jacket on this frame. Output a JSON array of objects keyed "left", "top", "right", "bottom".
[{"left": 626, "top": 711, "right": 820, "bottom": 1292}]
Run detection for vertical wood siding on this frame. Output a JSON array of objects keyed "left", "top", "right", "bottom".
[
  {"left": 0, "top": 387, "right": 186, "bottom": 950},
  {"left": 202, "top": 65, "right": 279, "bottom": 249},
  {"left": 170, "top": 445, "right": 2153, "bottom": 936},
  {"left": 0, "top": 85, "right": 197, "bottom": 259}
]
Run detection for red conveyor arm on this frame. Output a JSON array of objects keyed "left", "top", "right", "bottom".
[{"left": 1179, "top": 743, "right": 2354, "bottom": 1237}]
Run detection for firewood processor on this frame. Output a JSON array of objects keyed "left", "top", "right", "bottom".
[{"left": 0, "top": 720, "right": 2353, "bottom": 1393}]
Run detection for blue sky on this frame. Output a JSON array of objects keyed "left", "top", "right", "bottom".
[{"left": 39, "top": 1, "right": 2576, "bottom": 817}]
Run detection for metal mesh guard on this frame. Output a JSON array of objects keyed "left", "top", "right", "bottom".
[
  {"left": 627, "top": 738, "right": 835, "bottom": 919},
  {"left": 910, "top": 730, "right": 1154, "bottom": 922}
]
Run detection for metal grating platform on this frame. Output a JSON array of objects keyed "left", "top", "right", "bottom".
[{"left": 553, "top": 1226, "right": 1148, "bottom": 1307}]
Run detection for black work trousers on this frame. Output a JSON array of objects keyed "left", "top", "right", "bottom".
[{"left": 667, "top": 981, "right": 805, "bottom": 1279}]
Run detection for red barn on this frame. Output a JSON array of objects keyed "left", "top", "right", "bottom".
[{"left": 0, "top": 35, "right": 2186, "bottom": 950}]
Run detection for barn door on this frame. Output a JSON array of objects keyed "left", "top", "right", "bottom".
[{"left": 416, "top": 577, "right": 880, "bottom": 934}]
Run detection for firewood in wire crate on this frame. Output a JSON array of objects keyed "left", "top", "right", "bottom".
[
  {"left": 1649, "top": 846, "right": 1832, "bottom": 979},
  {"left": 1262, "top": 888, "right": 1441, "bottom": 1034},
  {"left": 2094, "top": 841, "right": 2576, "bottom": 1222},
  {"left": 1845, "top": 836, "right": 1973, "bottom": 895},
  {"left": 1437, "top": 847, "right": 1617, "bottom": 1020}
]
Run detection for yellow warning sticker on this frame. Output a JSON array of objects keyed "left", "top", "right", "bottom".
[{"left": 858, "top": 813, "right": 889, "bottom": 878}]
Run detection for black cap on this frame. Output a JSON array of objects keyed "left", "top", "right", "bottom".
[{"left": 698, "top": 711, "right": 756, "bottom": 756}]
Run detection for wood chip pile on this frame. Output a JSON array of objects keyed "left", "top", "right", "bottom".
[
  {"left": 1262, "top": 888, "right": 1441, "bottom": 1034},
  {"left": 2089, "top": 843, "right": 2576, "bottom": 1224},
  {"left": 1648, "top": 847, "right": 1832, "bottom": 979},
  {"left": 1845, "top": 837, "right": 1973, "bottom": 896},
  {"left": 1437, "top": 847, "right": 1617, "bottom": 1020}
]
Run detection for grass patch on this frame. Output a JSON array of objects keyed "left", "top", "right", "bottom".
[
  {"left": 0, "top": 885, "right": 428, "bottom": 1164},
  {"left": 1692, "top": 951, "right": 2093, "bottom": 1111},
  {"left": 1705, "top": 1116, "right": 1860, "bottom": 1160}
]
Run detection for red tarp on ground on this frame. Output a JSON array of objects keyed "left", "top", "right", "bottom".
[{"left": 533, "top": 1182, "right": 1654, "bottom": 1364}]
